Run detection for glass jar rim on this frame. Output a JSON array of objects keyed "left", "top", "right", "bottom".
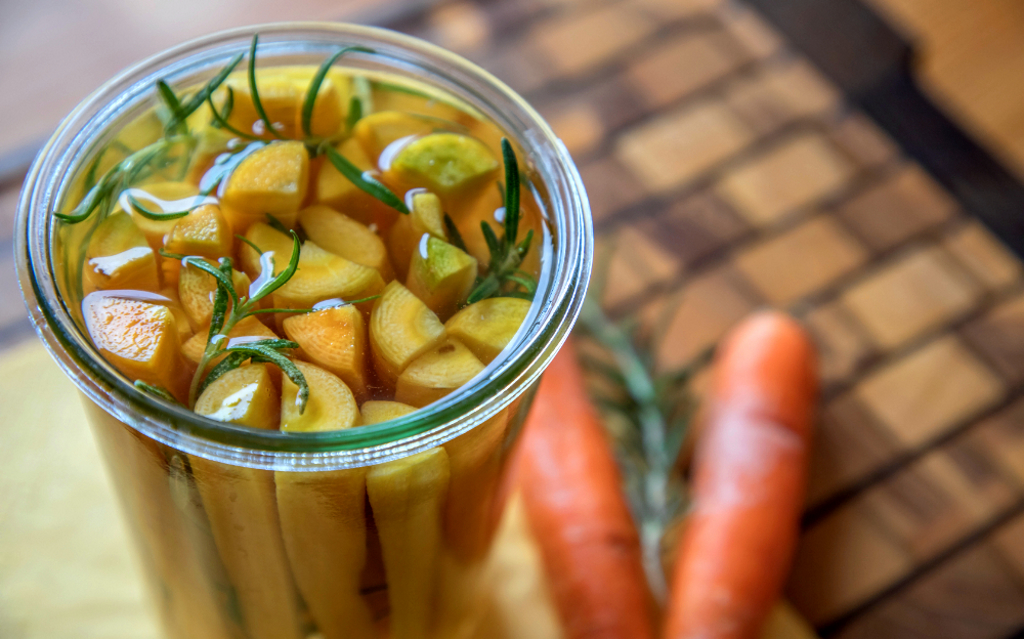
[{"left": 15, "top": 22, "right": 592, "bottom": 469}]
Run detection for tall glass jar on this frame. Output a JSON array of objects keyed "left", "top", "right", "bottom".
[{"left": 16, "top": 23, "right": 591, "bottom": 639}]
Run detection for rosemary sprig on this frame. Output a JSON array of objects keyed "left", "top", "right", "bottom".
[
  {"left": 320, "top": 142, "right": 409, "bottom": 214},
  {"left": 302, "top": 45, "right": 372, "bottom": 138},
  {"left": 162, "top": 231, "right": 310, "bottom": 410},
  {"left": 345, "top": 95, "right": 363, "bottom": 132},
  {"left": 164, "top": 51, "right": 243, "bottom": 134},
  {"left": 247, "top": 34, "right": 285, "bottom": 140},
  {"left": 466, "top": 138, "right": 536, "bottom": 303},
  {"left": 575, "top": 260, "right": 710, "bottom": 603},
  {"left": 444, "top": 213, "right": 468, "bottom": 252},
  {"left": 134, "top": 380, "right": 182, "bottom": 405},
  {"left": 57, "top": 33, "right": 392, "bottom": 226},
  {"left": 207, "top": 87, "right": 261, "bottom": 140},
  {"left": 234, "top": 233, "right": 263, "bottom": 255},
  {"left": 55, "top": 136, "right": 186, "bottom": 223},
  {"left": 127, "top": 194, "right": 194, "bottom": 220}
]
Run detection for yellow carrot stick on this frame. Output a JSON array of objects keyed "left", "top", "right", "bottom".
[
  {"left": 275, "top": 361, "right": 377, "bottom": 639},
  {"left": 366, "top": 447, "right": 451, "bottom": 639},
  {"left": 442, "top": 408, "right": 510, "bottom": 563},
  {"left": 276, "top": 470, "right": 376, "bottom": 639},
  {"left": 191, "top": 365, "right": 304, "bottom": 639},
  {"left": 85, "top": 403, "right": 241, "bottom": 639}
]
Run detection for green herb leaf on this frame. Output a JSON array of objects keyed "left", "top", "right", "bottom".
[
  {"left": 223, "top": 341, "right": 309, "bottom": 412},
  {"left": 235, "top": 234, "right": 263, "bottom": 255},
  {"left": 501, "top": 138, "right": 520, "bottom": 245},
  {"left": 480, "top": 221, "right": 500, "bottom": 257},
  {"left": 56, "top": 137, "right": 179, "bottom": 224},
  {"left": 247, "top": 230, "right": 300, "bottom": 304},
  {"left": 444, "top": 213, "right": 468, "bottom": 252},
  {"left": 516, "top": 228, "right": 534, "bottom": 257},
  {"left": 199, "top": 351, "right": 249, "bottom": 393},
  {"left": 165, "top": 51, "right": 244, "bottom": 133},
  {"left": 207, "top": 258, "right": 234, "bottom": 339},
  {"left": 207, "top": 87, "right": 260, "bottom": 140},
  {"left": 156, "top": 80, "right": 186, "bottom": 132},
  {"left": 265, "top": 213, "right": 290, "bottom": 234},
  {"left": 467, "top": 274, "right": 500, "bottom": 304},
  {"left": 226, "top": 338, "right": 299, "bottom": 351},
  {"left": 501, "top": 291, "right": 535, "bottom": 301},
  {"left": 56, "top": 180, "right": 110, "bottom": 223},
  {"left": 181, "top": 256, "right": 239, "bottom": 307},
  {"left": 301, "top": 45, "right": 373, "bottom": 138},
  {"left": 463, "top": 140, "right": 537, "bottom": 303},
  {"left": 345, "top": 94, "right": 363, "bottom": 132},
  {"left": 247, "top": 34, "right": 286, "bottom": 140},
  {"left": 127, "top": 194, "right": 193, "bottom": 220},
  {"left": 134, "top": 380, "right": 181, "bottom": 404},
  {"left": 507, "top": 273, "right": 537, "bottom": 295},
  {"left": 83, "top": 148, "right": 107, "bottom": 191},
  {"left": 246, "top": 307, "right": 312, "bottom": 315},
  {"left": 321, "top": 143, "right": 409, "bottom": 214}
]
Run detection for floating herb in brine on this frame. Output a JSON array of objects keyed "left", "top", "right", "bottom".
[{"left": 467, "top": 138, "right": 537, "bottom": 303}]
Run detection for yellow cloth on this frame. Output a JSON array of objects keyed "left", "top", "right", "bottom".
[{"left": 0, "top": 341, "right": 159, "bottom": 638}]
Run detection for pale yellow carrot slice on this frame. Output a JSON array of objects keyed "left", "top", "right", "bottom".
[
  {"left": 283, "top": 305, "right": 370, "bottom": 402},
  {"left": 366, "top": 447, "right": 451, "bottom": 639},
  {"left": 272, "top": 241, "right": 385, "bottom": 311},
  {"left": 360, "top": 400, "right": 417, "bottom": 425},
  {"left": 395, "top": 339, "right": 484, "bottom": 408},
  {"left": 195, "top": 364, "right": 280, "bottom": 429},
  {"left": 369, "top": 281, "right": 447, "bottom": 389},
  {"left": 276, "top": 361, "right": 377, "bottom": 639},
  {"left": 178, "top": 262, "right": 250, "bottom": 330},
  {"left": 353, "top": 111, "right": 434, "bottom": 162},
  {"left": 388, "top": 190, "right": 446, "bottom": 279},
  {"left": 238, "top": 221, "right": 297, "bottom": 281},
  {"left": 221, "top": 141, "right": 309, "bottom": 231},
  {"left": 181, "top": 315, "right": 279, "bottom": 367},
  {"left": 164, "top": 203, "right": 233, "bottom": 260},
  {"left": 222, "top": 67, "right": 348, "bottom": 139},
  {"left": 224, "top": 74, "right": 304, "bottom": 139},
  {"left": 390, "top": 133, "right": 498, "bottom": 196},
  {"left": 406, "top": 237, "right": 478, "bottom": 322},
  {"left": 444, "top": 297, "right": 531, "bottom": 364},
  {"left": 83, "top": 292, "right": 192, "bottom": 401},
  {"left": 82, "top": 213, "right": 160, "bottom": 295},
  {"left": 299, "top": 204, "right": 395, "bottom": 281},
  {"left": 122, "top": 181, "right": 202, "bottom": 250},
  {"left": 192, "top": 364, "right": 303, "bottom": 639}
]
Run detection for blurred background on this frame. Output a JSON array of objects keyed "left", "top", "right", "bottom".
[{"left": 5, "top": 0, "right": 1024, "bottom": 638}]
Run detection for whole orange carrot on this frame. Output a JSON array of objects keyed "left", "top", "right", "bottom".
[
  {"left": 510, "top": 342, "right": 657, "bottom": 639},
  {"left": 664, "top": 311, "right": 817, "bottom": 639}
]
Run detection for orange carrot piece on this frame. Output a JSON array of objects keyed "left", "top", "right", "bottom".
[
  {"left": 664, "top": 311, "right": 817, "bottom": 639},
  {"left": 512, "top": 342, "right": 656, "bottom": 639}
]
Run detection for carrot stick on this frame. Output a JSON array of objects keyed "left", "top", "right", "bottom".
[
  {"left": 511, "top": 342, "right": 656, "bottom": 639},
  {"left": 664, "top": 311, "right": 817, "bottom": 639}
]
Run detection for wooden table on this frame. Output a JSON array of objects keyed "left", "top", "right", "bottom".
[{"left": 4, "top": 0, "right": 1024, "bottom": 637}]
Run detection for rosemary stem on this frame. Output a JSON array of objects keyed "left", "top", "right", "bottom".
[
  {"left": 187, "top": 308, "right": 242, "bottom": 408},
  {"left": 579, "top": 298, "right": 672, "bottom": 604}
]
